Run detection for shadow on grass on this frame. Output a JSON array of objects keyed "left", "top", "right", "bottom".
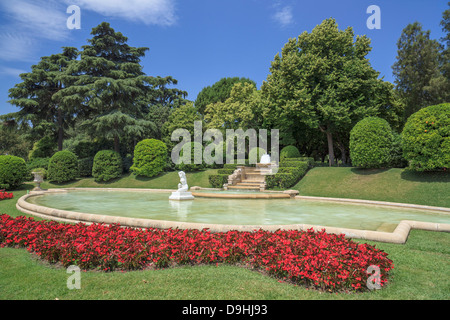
[
  {"left": 400, "top": 170, "right": 450, "bottom": 183},
  {"left": 350, "top": 168, "right": 390, "bottom": 175}
]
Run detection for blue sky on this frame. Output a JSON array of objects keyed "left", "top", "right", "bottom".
[{"left": 0, "top": 0, "right": 447, "bottom": 116}]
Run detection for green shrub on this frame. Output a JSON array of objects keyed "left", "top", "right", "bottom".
[
  {"left": 389, "top": 132, "right": 408, "bottom": 168},
  {"left": 266, "top": 160, "right": 309, "bottom": 189},
  {"left": 175, "top": 142, "right": 205, "bottom": 172},
  {"left": 26, "top": 157, "right": 50, "bottom": 180},
  {"left": 208, "top": 174, "right": 228, "bottom": 188},
  {"left": 217, "top": 168, "right": 235, "bottom": 175},
  {"left": 130, "top": 139, "right": 167, "bottom": 178},
  {"left": 280, "top": 145, "right": 300, "bottom": 160},
  {"left": 401, "top": 103, "right": 450, "bottom": 171},
  {"left": 0, "top": 155, "right": 28, "bottom": 190},
  {"left": 92, "top": 150, "right": 123, "bottom": 182},
  {"left": 28, "top": 136, "right": 56, "bottom": 160},
  {"left": 350, "top": 117, "right": 393, "bottom": 168},
  {"left": 47, "top": 151, "right": 79, "bottom": 183},
  {"left": 78, "top": 157, "right": 94, "bottom": 177}
]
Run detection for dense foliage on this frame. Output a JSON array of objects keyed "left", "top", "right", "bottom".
[
  {"left": 350, "top": 117, "right": 394, "bottom": 168},
  {"left": 0, "top": 155, "right": 28, "bottom": 190},
  {"left": 47, "top": 151, "right": 79, "bottom": 183},
  {"left": 401, "top": 103, "right": 450, "bottom": 171},
  {"left": 130, "top": 139, "right": 167, "bottom": 178},
  {"left": 92, "top": 150, "right": 123, "bottom": 182},
  {"left": 280, "top": 145, "right": 301, "bottom": 160}
]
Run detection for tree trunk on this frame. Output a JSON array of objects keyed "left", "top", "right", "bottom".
[
  {"left": 114, "top": 135, "right": 120, "bottom": 154},
  {"left": 326, "top": 131, "right": 335, "bottom": 166},
  {"left": 57, "top": 108, "right": 63, "bottom": 151}
]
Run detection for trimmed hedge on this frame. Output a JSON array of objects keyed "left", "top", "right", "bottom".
[
  {"left": 130, "top": 139, "right": 167, "bottom": 178},
  {"left": 266, "top": 160, "right": 309, "bottom": 189},
  {"left": 217, "top": 169, "right": 235, "bottom": 175},
  {"left": 401, "top": 103, "right": 450, "bottom": 171},
  {"left": 92, "top": 150, "right": 123, "bottom": 182},
  {"left": 47, "top": 151, "right": 79, "bottom": 183},
  {"left": 280, "top": 145, "right": 300, "bottom": 160},
  {"left": 209, "top": 174, "right": 229, "bottom": 188},
  {"left": 0, "top": 155, "right": 28, "bottom": 190},
  {"left": 350, "top": 117, "right": 393, "bottom": 169}
]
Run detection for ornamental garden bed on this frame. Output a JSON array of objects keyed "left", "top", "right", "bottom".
[{"left": 0, "top": 214, "right": 393, "bottom": 293}]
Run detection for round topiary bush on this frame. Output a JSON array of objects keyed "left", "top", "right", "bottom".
[
  {"left": 0, "top": 155, "right": 28, "bottom": 190},
  {"left": 350, "top": 117, "right": 393, "bottom": 168},
  {"left": 280, "top": 145, "right": 300, "bottom": 160},
  {"left": 92, "top": 150, "right": 123, "bottom": 182},
  {"left": 130, "top": 139, "right": 167, "bottom": 178},
  {"left": 175, "top": 141, "right": 205, "bottom": 172},
  {"left": 248, "top": 147, "right": 266, "bottom": 164},
  {"left": 47, "top": 150, "right": 79, "bottom": 183},
  {"left": 401, "top": 103, "right": 450, "bottom": 171}
]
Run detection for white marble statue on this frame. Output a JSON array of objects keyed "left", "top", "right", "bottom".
[
  {"left": 169, "top": 171, "right": 194, "bottom": 200},
  {"left": 177, "top": 171, "right": 189, "bottom": 192}
]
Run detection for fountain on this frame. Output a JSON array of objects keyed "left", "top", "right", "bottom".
[{"left": 169, "top": 171, "right": 195, "bottom": 200}]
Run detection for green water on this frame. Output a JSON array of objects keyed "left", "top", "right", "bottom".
[{"left": 27, "top": 190, "right": 450, "bottom": 232}]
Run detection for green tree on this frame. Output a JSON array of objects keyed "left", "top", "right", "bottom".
[
  {"left": 392, "top": 22, "right": 448, "bottom": 120},
  {"left": 161, "top": 102, "right": 204, "bottom": 152},
  {"left": 204, "top": 82, "right": 262, "bottom": 130},
  {"left": 8, "top": 47, "right": 79, "bottom": 150},
  {"left": 195, "top": 77, "right": 256, "bottom": 115},
  {"left": 262, "top": 18, "right": 395, "bottom": 166},
  {"left": 59, "top": 22, "right": 155, "bottom": 153},
  {"left": 144, "top": 76, "right": 189, "bottom": 140}
]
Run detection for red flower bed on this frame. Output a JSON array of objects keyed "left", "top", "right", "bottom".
[
  {"left": 0, "top": 191, "right": 13, "bottom": 201},
  {"left": 0, "top": 214, "right": 394, "bottom": 292}
]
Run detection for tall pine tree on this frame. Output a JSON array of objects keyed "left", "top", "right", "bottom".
[
  {"left": 60, "top": 22, "right": 155, "bottom": 153},
  {"left": 392, "top": 22, "right": 446, "bottom": 120},
  {"left": 8, "top": 47, "right": 79, "bottom": 151}
]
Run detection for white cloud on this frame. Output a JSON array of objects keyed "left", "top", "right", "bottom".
[
  {"left": 273, "top": 6, "right": 294, "bottom": 28},
  {"left": 68, "top": 0, "right": 177, "bottom": 26},
  {"left": 0, "top": 0, "right": 69, "bottom": 41},
  {"left": 0, "top": 66, "right": 27, "bottom": 78}
]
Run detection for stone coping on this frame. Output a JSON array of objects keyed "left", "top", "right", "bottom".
[{"left": 16, "top": 188, "right": 450, "bottom": 244}]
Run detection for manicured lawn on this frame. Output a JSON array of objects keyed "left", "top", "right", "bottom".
[
  {"left": 294, "top": 167, "right": 450, "bottom": 208},
  {"left": 40, "top": 169, "right": 218, "bottom": 190},
  {"left": 1, "top": 167, "right": 449, "bottom": 300},
  {"left": 0, "top": 229, "right": 448, "bottom": 300}
]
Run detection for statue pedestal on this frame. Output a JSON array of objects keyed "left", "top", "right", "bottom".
[{"left": 169, "top": 191, "right": 194, "bottom": 200}]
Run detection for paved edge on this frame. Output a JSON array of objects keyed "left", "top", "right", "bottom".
[{"left": 15, "top": 188, "right": 450, "bottom": 244}]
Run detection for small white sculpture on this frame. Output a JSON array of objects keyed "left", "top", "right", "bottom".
[
  {"left": 260, "top": 153, "right": 271, "bottom": 164},
  {"left": 169, "top": 171, "right": 194, "bottom": 200},
  {"left": 177, "top": 171, "right": 189, "bottom": 192}
]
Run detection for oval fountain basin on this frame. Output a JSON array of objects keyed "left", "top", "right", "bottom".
[{"left": 25, "top": 189, "right": 450, "bottom": 232}]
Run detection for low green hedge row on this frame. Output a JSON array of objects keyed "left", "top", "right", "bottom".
[
  {"left": 266, "top": 160, "right": 310, "bottom": 189},
  {"left": 208, "top": 174, "right": 229, "bottom": 188}
]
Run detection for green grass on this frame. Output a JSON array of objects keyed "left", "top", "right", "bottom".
[
  {"left": 40, "top": 169, "right": 218, "bottom": 190},
  {"left": 294, "top": 167, "right": 450, "bottom": 208},
  {"left": 0, "top": 230, "right": 448, "bottom": 300},
  {"left": 1, "top": 167, "right": 449, "bottom": 299}
]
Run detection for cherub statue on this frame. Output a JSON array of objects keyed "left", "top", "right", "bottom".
[{"left": 177, "top": 171, "right": 189, "bottom": 192}]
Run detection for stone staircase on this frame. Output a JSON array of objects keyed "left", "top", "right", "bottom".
[{"left": 226, "top": 167, "right": 267, "bottom": 191}]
